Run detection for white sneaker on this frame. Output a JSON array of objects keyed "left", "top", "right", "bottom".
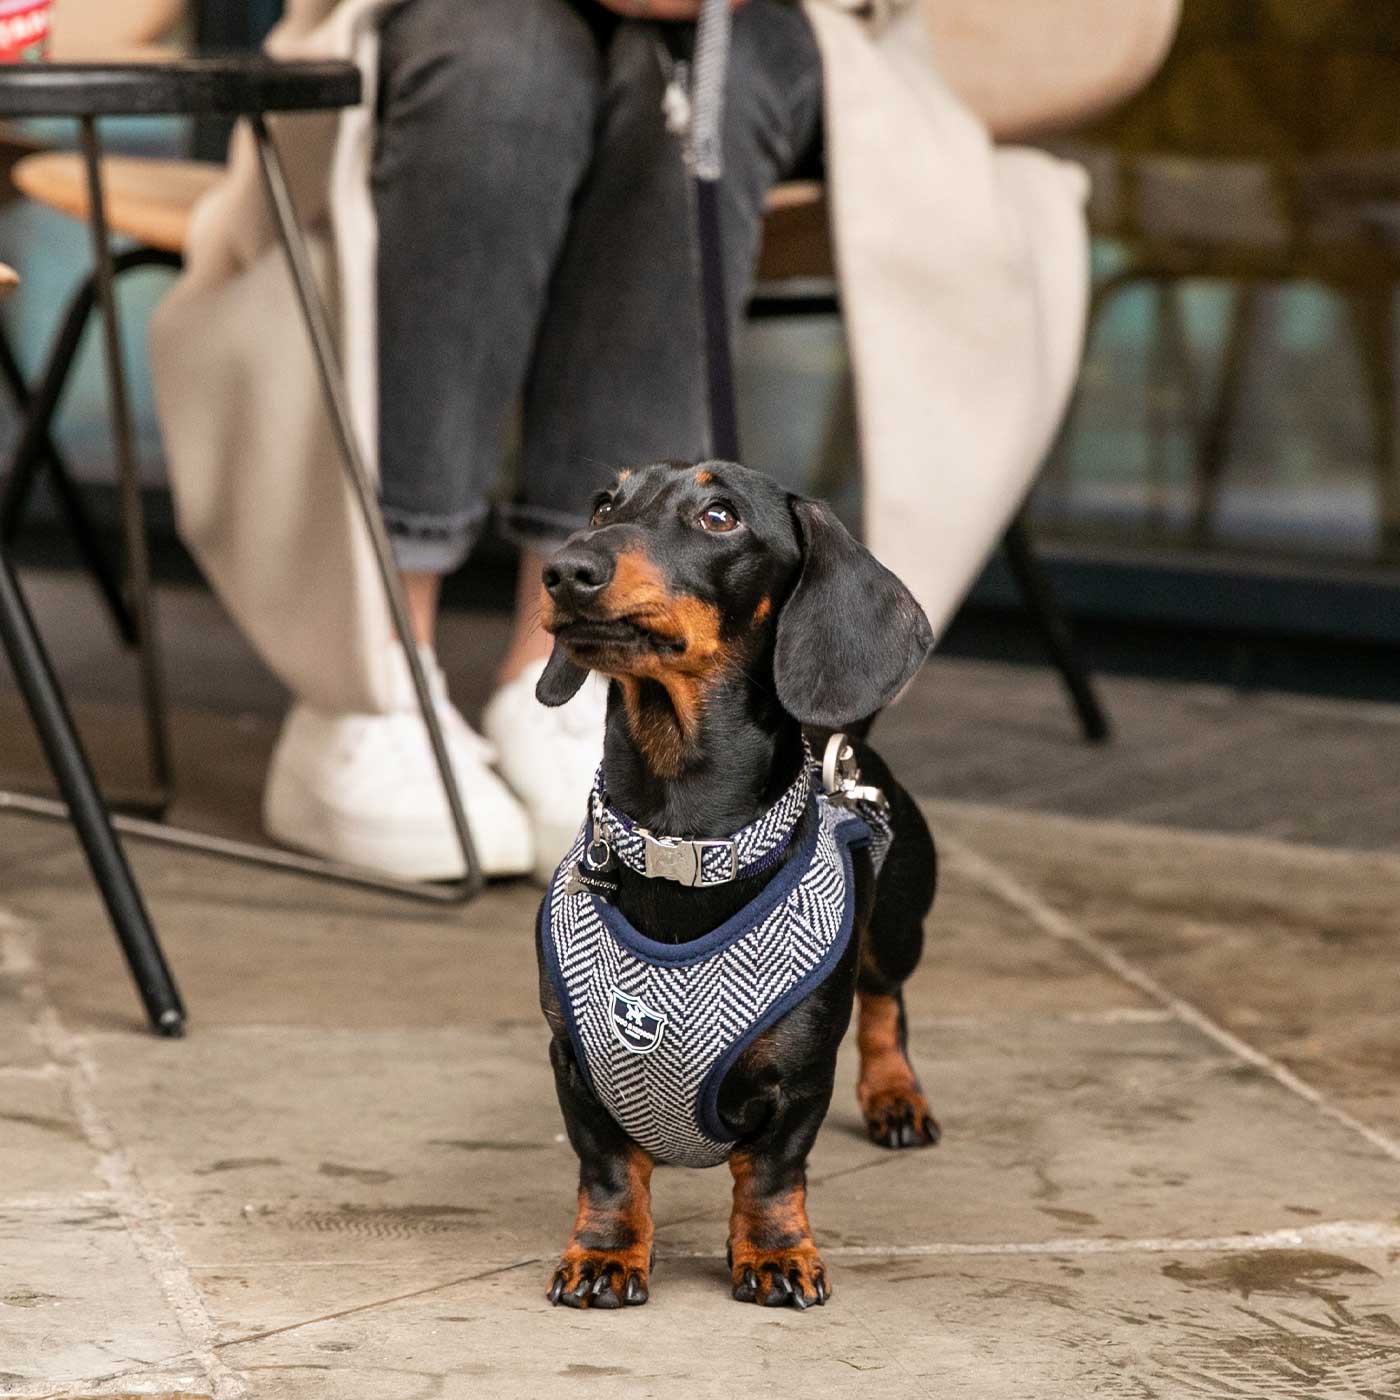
[
  {"left": 482, "top": 658, "right": 608, "bottom": 883},
  {"left": 263, "top": 649, "right": 534, "bottom": 881}
]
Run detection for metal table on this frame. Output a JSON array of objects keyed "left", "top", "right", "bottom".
[{"left": 0, "top": 58, "right": 483, "bottom": 1036}]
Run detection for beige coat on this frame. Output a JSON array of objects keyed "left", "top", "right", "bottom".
[{"left": 150, "top": 0, "right": 1177, "bottom": 715}]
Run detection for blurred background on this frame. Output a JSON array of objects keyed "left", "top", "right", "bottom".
[{"left": 3, "top": 0, "right": 1398, "bottom": 710}]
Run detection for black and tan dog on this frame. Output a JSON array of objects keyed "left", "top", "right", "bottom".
[{"left": 535, "top": 459, "right": 938, "bottom": 1310}]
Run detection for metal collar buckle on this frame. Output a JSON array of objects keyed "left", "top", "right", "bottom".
[{"left": 642, "top": 832, "right": 738, "bottom": 886}]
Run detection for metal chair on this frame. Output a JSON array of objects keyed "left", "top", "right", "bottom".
[
  {"left": 0, "top": 0, "right": 192, "bottom": 806},
  {"left": 0, "top": 53, "right": 491, "bottom": 1040},
  {"left": 0, "top": 4, "right": 483, "bottom": 911}
]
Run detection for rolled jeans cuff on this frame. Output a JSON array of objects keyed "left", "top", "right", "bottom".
[
  {"left": 383, "top": 502, "right": 489, "bottom": 574},
  {"left": 494, "top": 501, "right": 588, "bottom": 554}
]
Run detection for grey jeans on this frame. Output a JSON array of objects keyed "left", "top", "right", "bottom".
[{"left": 372, "top": 0, "right": 823, "bottom": 572}]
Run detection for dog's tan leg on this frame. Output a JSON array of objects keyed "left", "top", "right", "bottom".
[
  {"left": 547, "top": 1143, "right": 654, "bottom": 1309},
  {"left": 857, "top": 991, "right": 940, "bottom": 1149},
  {"left": 727, "top": 1150, "right": 830, "bottom": 1308}
]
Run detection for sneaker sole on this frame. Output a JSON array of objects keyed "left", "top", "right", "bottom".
[{"left": 263, "top": 764, "right": 531, "bottom": 882}]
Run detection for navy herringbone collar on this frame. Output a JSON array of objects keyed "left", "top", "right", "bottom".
[{"left": 590, "top": 747, "right": 814, "bottom": 888}]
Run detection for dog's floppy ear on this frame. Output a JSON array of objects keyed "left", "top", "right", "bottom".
[
  {"left": 773, "top": 498, "right": 933, "bottom": 727},
  {"left": 535, "top": 644, "right": 588, "bottom": 706}
]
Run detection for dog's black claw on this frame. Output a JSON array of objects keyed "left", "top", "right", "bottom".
[
  {"left": 787, "top": 1270, "right": 811, "bottom": 1311},
  {"left": 547, "top": 1274, "right": 566, "bottom": 1304},
  {"left": 624, "top": 1271, "right": 648, "bottom": 1306},
  {"left": 564, "top": 1272, "right": 594, "bottom": 1308},
  {"left": 590, "top": 1272, "right": 622, "bottom": 1310},
  {"left": 733, "top": 1266, "right": 760, "bottom": 1303},
  {"left": 763, "top": 1270, "right": 796, "bottom": 1307},
  {"left": 814, "top": 1272, "right": 829, "bottom": 1304},
  {"left": 922, "top": 1115, "right": 941, "bottom": 1145}
]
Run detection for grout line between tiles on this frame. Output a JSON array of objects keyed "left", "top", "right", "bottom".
[
  {"left": 661, "top": 1220, "right": 1400, "bottom": 1261},
  {"left": 176, "top": 1217, "right": 1400, "bottom": 1274},
  {"left": 939, "top": 833, "right": 1400, "bottom": 1166},
  {"left": 0, "top": 911, "right": 248, "bottom": 1400},
  {"left": 0, "top": 1189, "right": 117, "bottom": 1210}
]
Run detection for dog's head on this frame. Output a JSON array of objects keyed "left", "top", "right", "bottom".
[{"left": 537, "top": 460, "right": 932, "bottom": 758}]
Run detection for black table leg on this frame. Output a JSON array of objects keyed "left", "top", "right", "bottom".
[
  {"left": 78, "top": 117, "right": 173, "bottom": 813},
  {"left": 0, "top": 544, "right": 185, "bottom": 1035}
]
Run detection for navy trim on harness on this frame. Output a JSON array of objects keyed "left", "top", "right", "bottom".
[
  {"left": 538, "top": 802, "right": 824, "bottom": 1116},
  {"left": 539, "top": 801, "right": 873, "bottom": 1155},
  {"left": 538, "top": 888, "right": 603, "bottom": 1109},
  {"left": 696, "top": 813, "right": 869, "bottom": 1143}
]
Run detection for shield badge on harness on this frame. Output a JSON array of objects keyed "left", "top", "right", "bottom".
[{"left": 610, "top": 988, "right": 666, "bottom": 1055}]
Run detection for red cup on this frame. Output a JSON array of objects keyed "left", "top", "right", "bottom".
[{"left": 0, "top": 0, "right": 50, "bottom": 63}]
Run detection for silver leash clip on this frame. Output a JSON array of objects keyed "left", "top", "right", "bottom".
[{"left": 821, "top": 732, "right": 890, "bottom": 815}]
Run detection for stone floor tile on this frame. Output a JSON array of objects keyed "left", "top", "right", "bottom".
[
  {"left": 935, "top": 802, "right": 1400, "bottom": 1139},
  {"left": 0, "top": 1074, "right": 100, "bottom": 1199},
  {"left": 211, "top": 1240, "right": 1400, "bottom": 1400},
  {"left": 0, "top": 1202, "right": 199, "bottom": 1395},
  {"left": 8, "top": 845, "right": 1138, "bottom": 1035}
]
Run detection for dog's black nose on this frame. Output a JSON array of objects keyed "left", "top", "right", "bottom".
[{"left": 543, "top": 547, "right": 614, "bottom": 604}]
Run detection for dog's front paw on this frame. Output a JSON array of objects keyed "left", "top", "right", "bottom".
[
  {"left": 546, "top": 1246, "right": 650, "bottom": 1310},
  {"left": 862, "top": 1085, "right": 940, "bottom": 1150},
  {"left": 729, "top": 1242, "right": 830, "bottom": 1310}
]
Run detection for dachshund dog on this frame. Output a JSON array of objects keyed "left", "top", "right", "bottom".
[{"left": 535, "top": 459, "right": 938, "bottom": 1311}]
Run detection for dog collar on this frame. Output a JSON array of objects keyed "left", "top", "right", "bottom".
[{"left": 590, "top": 745, "right": 814, "bottom": 888}]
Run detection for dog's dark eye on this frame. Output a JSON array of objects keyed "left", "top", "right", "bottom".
[
  {"left": 590, "top": 498, "right": 614, "bottom": 527},
  {"left": 698, "top": 502, "right": 738, "bottom": 533}
]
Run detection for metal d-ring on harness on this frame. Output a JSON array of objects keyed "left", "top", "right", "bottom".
[{"left": 822, "top": 732, "right": 892, "bottom": 818}]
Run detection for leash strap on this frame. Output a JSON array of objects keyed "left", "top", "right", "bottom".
[{"left": 688, "top": 0, "right": 732, "bottom": 181}]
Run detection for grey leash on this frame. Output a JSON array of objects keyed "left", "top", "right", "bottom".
[
  {"left": 654, "top": 0, "right": 732, "bottom": 180},
  {"left": 688, "top": 0, "right": 732, "bottom": 180}
]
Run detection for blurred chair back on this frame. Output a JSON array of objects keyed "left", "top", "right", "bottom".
[
  {"left": 926, "top": 0, "right": 1182, "bottom": 142},
  {"left": 49, "top": 0, "right": 185, "bottom": 61},
  {"left": 1063, "top": 0, "right": 1400, "bottom": 266},
  {"left": 1050, "top": 0, "right": 1400, "bottom": 551}
]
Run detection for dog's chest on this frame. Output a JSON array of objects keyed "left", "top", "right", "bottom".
[{"left": 540, "top": 796, "right": 877, "bottom": 1168}]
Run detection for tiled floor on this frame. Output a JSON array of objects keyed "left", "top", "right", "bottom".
[{"left": 2, "top": 571, "right": 1399, "bottom": 1398}]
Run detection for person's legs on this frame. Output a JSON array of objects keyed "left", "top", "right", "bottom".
[
  {"left": 266, "top": 0, "right": 609, "bottom": 880},
  {"left": 373, "top": 0, "right": 605, "bottom": 604},
  {"left": 503, "top": 0, "right": 824, "bottom": 548},
  {"left": 485, "top": 1, "right": 824, "bottom": 877}
]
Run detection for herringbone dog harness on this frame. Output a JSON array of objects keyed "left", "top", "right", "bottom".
[{"left": 540, "top": 753, "right": 890, "bottom": 1168}]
